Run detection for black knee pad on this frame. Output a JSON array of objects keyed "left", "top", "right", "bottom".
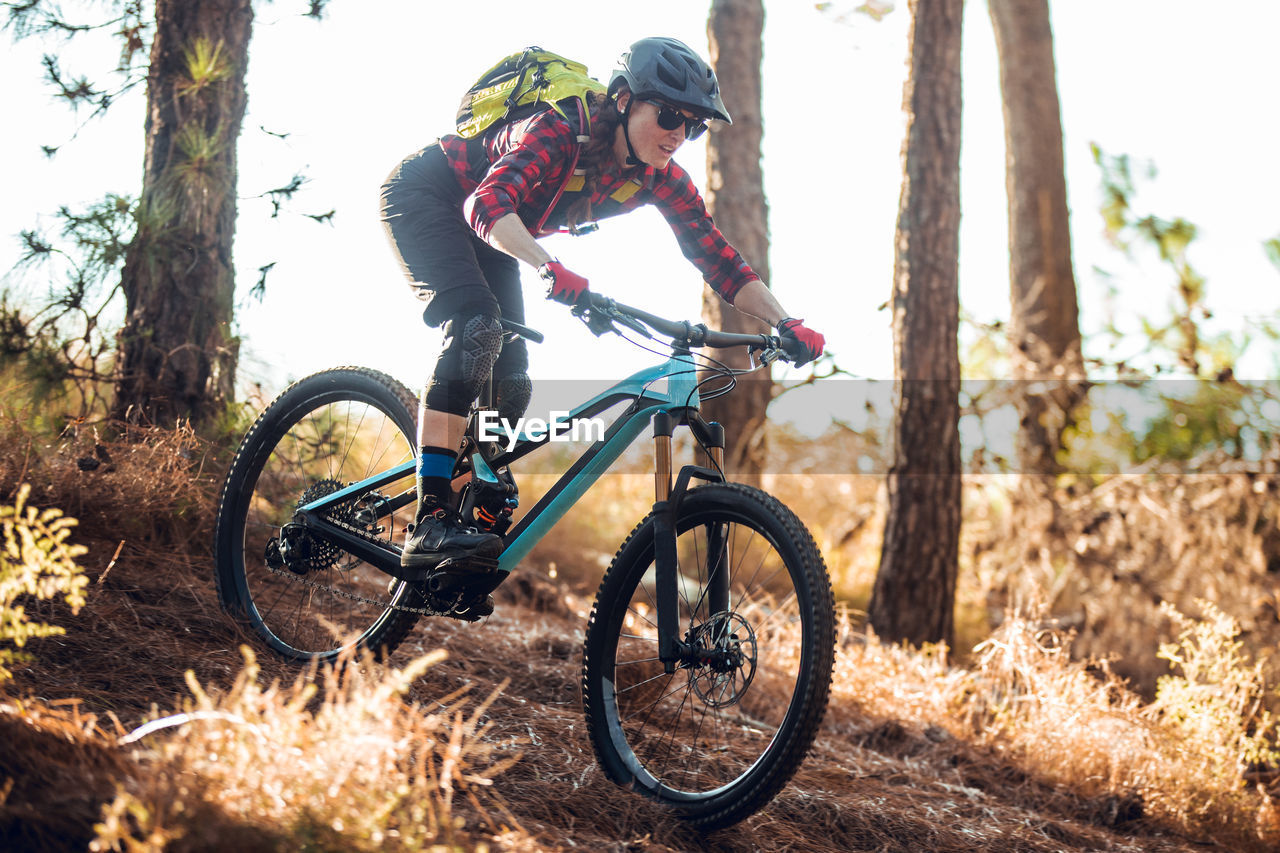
[
  {"left": 492, "top": 337, "right": 531, "bottom": 421},
  {"left": 493, "top": 335, "right": 529, "bottom": 377},
  {"left": 495, "top": 373, "right": 532, "bottom": 423},
  {"left": 424, "top": 310, "right": 505, "bottom": 416}
]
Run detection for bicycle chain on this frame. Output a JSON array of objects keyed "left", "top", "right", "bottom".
[
  {"left": 264, "top": 562, "right": 450, "bottom": 616},
  {"left": 265, "top": 511, "right": 452, "bottom": 617}
]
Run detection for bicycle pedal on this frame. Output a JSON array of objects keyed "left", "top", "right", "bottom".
[
  {"left": 443, "top": 593, "right": 496, "bottom": 623},
  {"left": 434, "top": 555, "right": 500, "bottom": 575}
]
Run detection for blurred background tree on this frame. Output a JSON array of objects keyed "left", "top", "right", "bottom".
[
  {"left": 988, "top": 0, "right": 1084, "bottom": 478},
  {"left": 701, "top": 0, "right": 772, "bottom": 482},
  {"left": 869, "top": 0, "right": 963, "bottom": 648},
  {"left": 1054, "top": 146, "right": 1280, "bottom": 471}
]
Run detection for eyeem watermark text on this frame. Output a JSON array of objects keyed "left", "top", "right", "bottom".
[{"left": 477, "top": 411, "right": 606, "bottom": 452}]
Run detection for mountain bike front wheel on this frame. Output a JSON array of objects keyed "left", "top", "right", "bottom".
[
  {"left": 213, "top": 367, "right": 423, "bottom": 663},
  {"left": 581, "top": 482, "right": 836, "bottom": 829}
]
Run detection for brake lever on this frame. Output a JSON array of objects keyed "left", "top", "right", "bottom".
[
  {"left": 613, "top": 313, "right": 653, "bottom": 339},
  {"left": 751, "top": 346, "right": 784, "bottom": 368},
  {"left": 750, "top": 335, "right": 787, "bottom": 368},
  {"left": 574, "top": 302, "right": 619, "bottom": 337}
]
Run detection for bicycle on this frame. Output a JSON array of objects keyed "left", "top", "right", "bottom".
[{"left": 213, "top": 292, "right": 837, "bottom": 829}]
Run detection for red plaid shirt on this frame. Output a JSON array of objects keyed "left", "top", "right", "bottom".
[{"left": 439, "top": 105, "right": 758, "bottom": 304}]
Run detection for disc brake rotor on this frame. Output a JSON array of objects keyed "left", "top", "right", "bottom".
[{"left": 686, "top": 612, "right": 758, "bottom": 708}]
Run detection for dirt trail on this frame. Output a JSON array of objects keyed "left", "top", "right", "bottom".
[{"left": 3, "top": 539, "right": 1212, "bottom": 853}]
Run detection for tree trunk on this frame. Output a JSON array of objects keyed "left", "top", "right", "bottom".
[
  {"left": 989, "top": 0, "right": 1084, "bottom": 476},
  {"left": 869, "top": 0, "right": 963, "bottom": 648},
  {"left": 114, "top": 0, "right": 251, "bottom": 426},
  {"left": 702, "top": 0, "right": 771, "bottom": 481}
]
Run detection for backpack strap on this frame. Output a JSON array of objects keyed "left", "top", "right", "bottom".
[{"left": 531, "top": 98, "right": 591, "bottom": 237}]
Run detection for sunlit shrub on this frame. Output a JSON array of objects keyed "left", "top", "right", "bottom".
[
  {"left": 0, "top": 483, "right": 88, "bottom": 682},
  {"left": 1151, "top": 600, "right": 1280, "bottom": 797}
]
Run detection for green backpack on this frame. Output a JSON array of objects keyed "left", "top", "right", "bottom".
[{"left": 455, "top": 47, "right": 607, "bottom": 140}]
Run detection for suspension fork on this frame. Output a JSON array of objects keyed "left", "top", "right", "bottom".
[
  {"left": 651, "top": 411, "right": 729, "bottom": 672},
  {"left": 697, "top": 418, "right": 730, "bottom": 618},
  {"left": 652, "top": 411, "right": 681, "bottom": 672}
]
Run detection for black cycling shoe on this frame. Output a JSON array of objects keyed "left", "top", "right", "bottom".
[{"left": 401, "top": 504, "right": 503, "bottom": 572}]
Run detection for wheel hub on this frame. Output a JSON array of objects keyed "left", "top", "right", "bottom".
[{"left": 684, "top": 612, "right": 758, "bottom": 708}]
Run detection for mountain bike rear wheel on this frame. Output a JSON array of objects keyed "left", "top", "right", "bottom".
[
  {"left": 582, "top": 482, "right": 836, "bottom": 829},
  {"left": 214, "top": 367, "right": 422, "bottom": 663}
]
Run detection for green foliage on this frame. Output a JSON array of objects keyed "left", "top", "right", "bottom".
[
  {"left": 1265, "top": 235, "right": 1280, "bottom": 274},
  {"left": 0, "top": 484, "right": 89, "bottom": 683},
  {"left": 171, "top": 119, "right": 229, "bottom": 202},
  {"left": 1153, "top": 600, "right": 1280, "bottom": 781},
  {"left": 178, "top": 36, "right": 233, "bottom": 97},
  {"left": 3, "top": 192, "right": 135, "bottom": 418},
  {"left": 1134, "top": 381, "right": 1279, "bottom": 463},
  {"left": 1046, "top": 146, "right": 1280, "bottom": 470},
  {"left": 1088, "top": 144, "right": 1277, "bottom": 380}
]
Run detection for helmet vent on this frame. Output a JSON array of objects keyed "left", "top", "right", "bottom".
[{"left": 656, "top": 60, "right": 685, "bottom": 90}]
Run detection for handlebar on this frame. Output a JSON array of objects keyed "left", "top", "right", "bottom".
[{"left": 577, "top": 292, "right": 792, "bottom": 363}]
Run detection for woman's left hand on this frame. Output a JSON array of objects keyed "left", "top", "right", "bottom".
[{"left": 777, "top": 318, "right": 825, "bottom": 366}]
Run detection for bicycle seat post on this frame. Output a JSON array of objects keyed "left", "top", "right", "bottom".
[{"left": 477, "top": 373, "right": 495, "bottom": 414}]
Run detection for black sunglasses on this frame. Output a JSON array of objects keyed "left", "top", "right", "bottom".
[{"left": 648, "top": 101, "right": 709, "bottom": 141}]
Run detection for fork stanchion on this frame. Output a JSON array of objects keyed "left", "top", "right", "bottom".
[{"left": 653, "top": 411, "right": 673, "bottom": 503}]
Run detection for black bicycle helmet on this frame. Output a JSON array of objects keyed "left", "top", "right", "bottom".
[{"left": 609, "top": 37, "right": 732, "bottom": 124}]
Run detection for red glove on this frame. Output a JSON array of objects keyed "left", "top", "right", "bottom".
[
  {"left": 777, "top": 317, "right": 825, "bottom": 366},
  {"left": 539, "top": 260, "right": 590, "bottom": 306}
]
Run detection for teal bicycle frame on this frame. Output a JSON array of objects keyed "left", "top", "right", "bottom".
[
  {"left": 294, "top": 343, "right": 720, "bottom": 579},
  {"left": 291, "top": 291, "right": 788, "bottom": 668}
]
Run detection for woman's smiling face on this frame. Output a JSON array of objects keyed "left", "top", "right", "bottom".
[{"left": 612, "top": 94, "right": 702, "bottom": 170}]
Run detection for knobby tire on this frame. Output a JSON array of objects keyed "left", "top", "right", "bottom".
[
  {"left": 582, "top": 482, "right": 836, "bottom": 829},
  {"left": 213, "top": 367, "right": 422, "bottom": 663}
]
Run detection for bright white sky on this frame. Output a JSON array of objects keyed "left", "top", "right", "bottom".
[{"left": 4, "top": 1, "right": 1279, "bottom": 429}]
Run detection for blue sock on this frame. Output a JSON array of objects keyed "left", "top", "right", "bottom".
[{"left": 416, "top": 445, "right": 455, "bottom": 508}]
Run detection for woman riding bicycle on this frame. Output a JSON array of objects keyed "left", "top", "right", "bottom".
[{"left": 379, "top": 36, "right": 826, "bottom": 573}]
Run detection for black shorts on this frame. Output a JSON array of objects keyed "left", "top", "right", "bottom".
[{"left": 379, "top": 143, "right": 524, "bottom": 328}]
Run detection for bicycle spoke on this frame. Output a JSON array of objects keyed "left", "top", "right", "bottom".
[{"left": 615, "top": 669, "right": 673, "bottom": 698}]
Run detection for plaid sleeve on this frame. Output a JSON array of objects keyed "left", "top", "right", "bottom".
[
  {"left": 464, "top": 110, "right": 577, "bottom": 241},
  {"left": 650, "top": 164, "right": 760, "bottom": 304}
]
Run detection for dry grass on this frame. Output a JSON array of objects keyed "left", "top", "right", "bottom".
[
  {"left": 1, "top": 410, "right": 1279, "bottom": 850},
  {"left": 966, "top": 458, "right": 1280, "bottom": 695},
  {"left": 825, "top": 602, "right": 1280, "bottom": 850},
  {"left": 90, "top": 645, "right": 516, "bottom": 852}
]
